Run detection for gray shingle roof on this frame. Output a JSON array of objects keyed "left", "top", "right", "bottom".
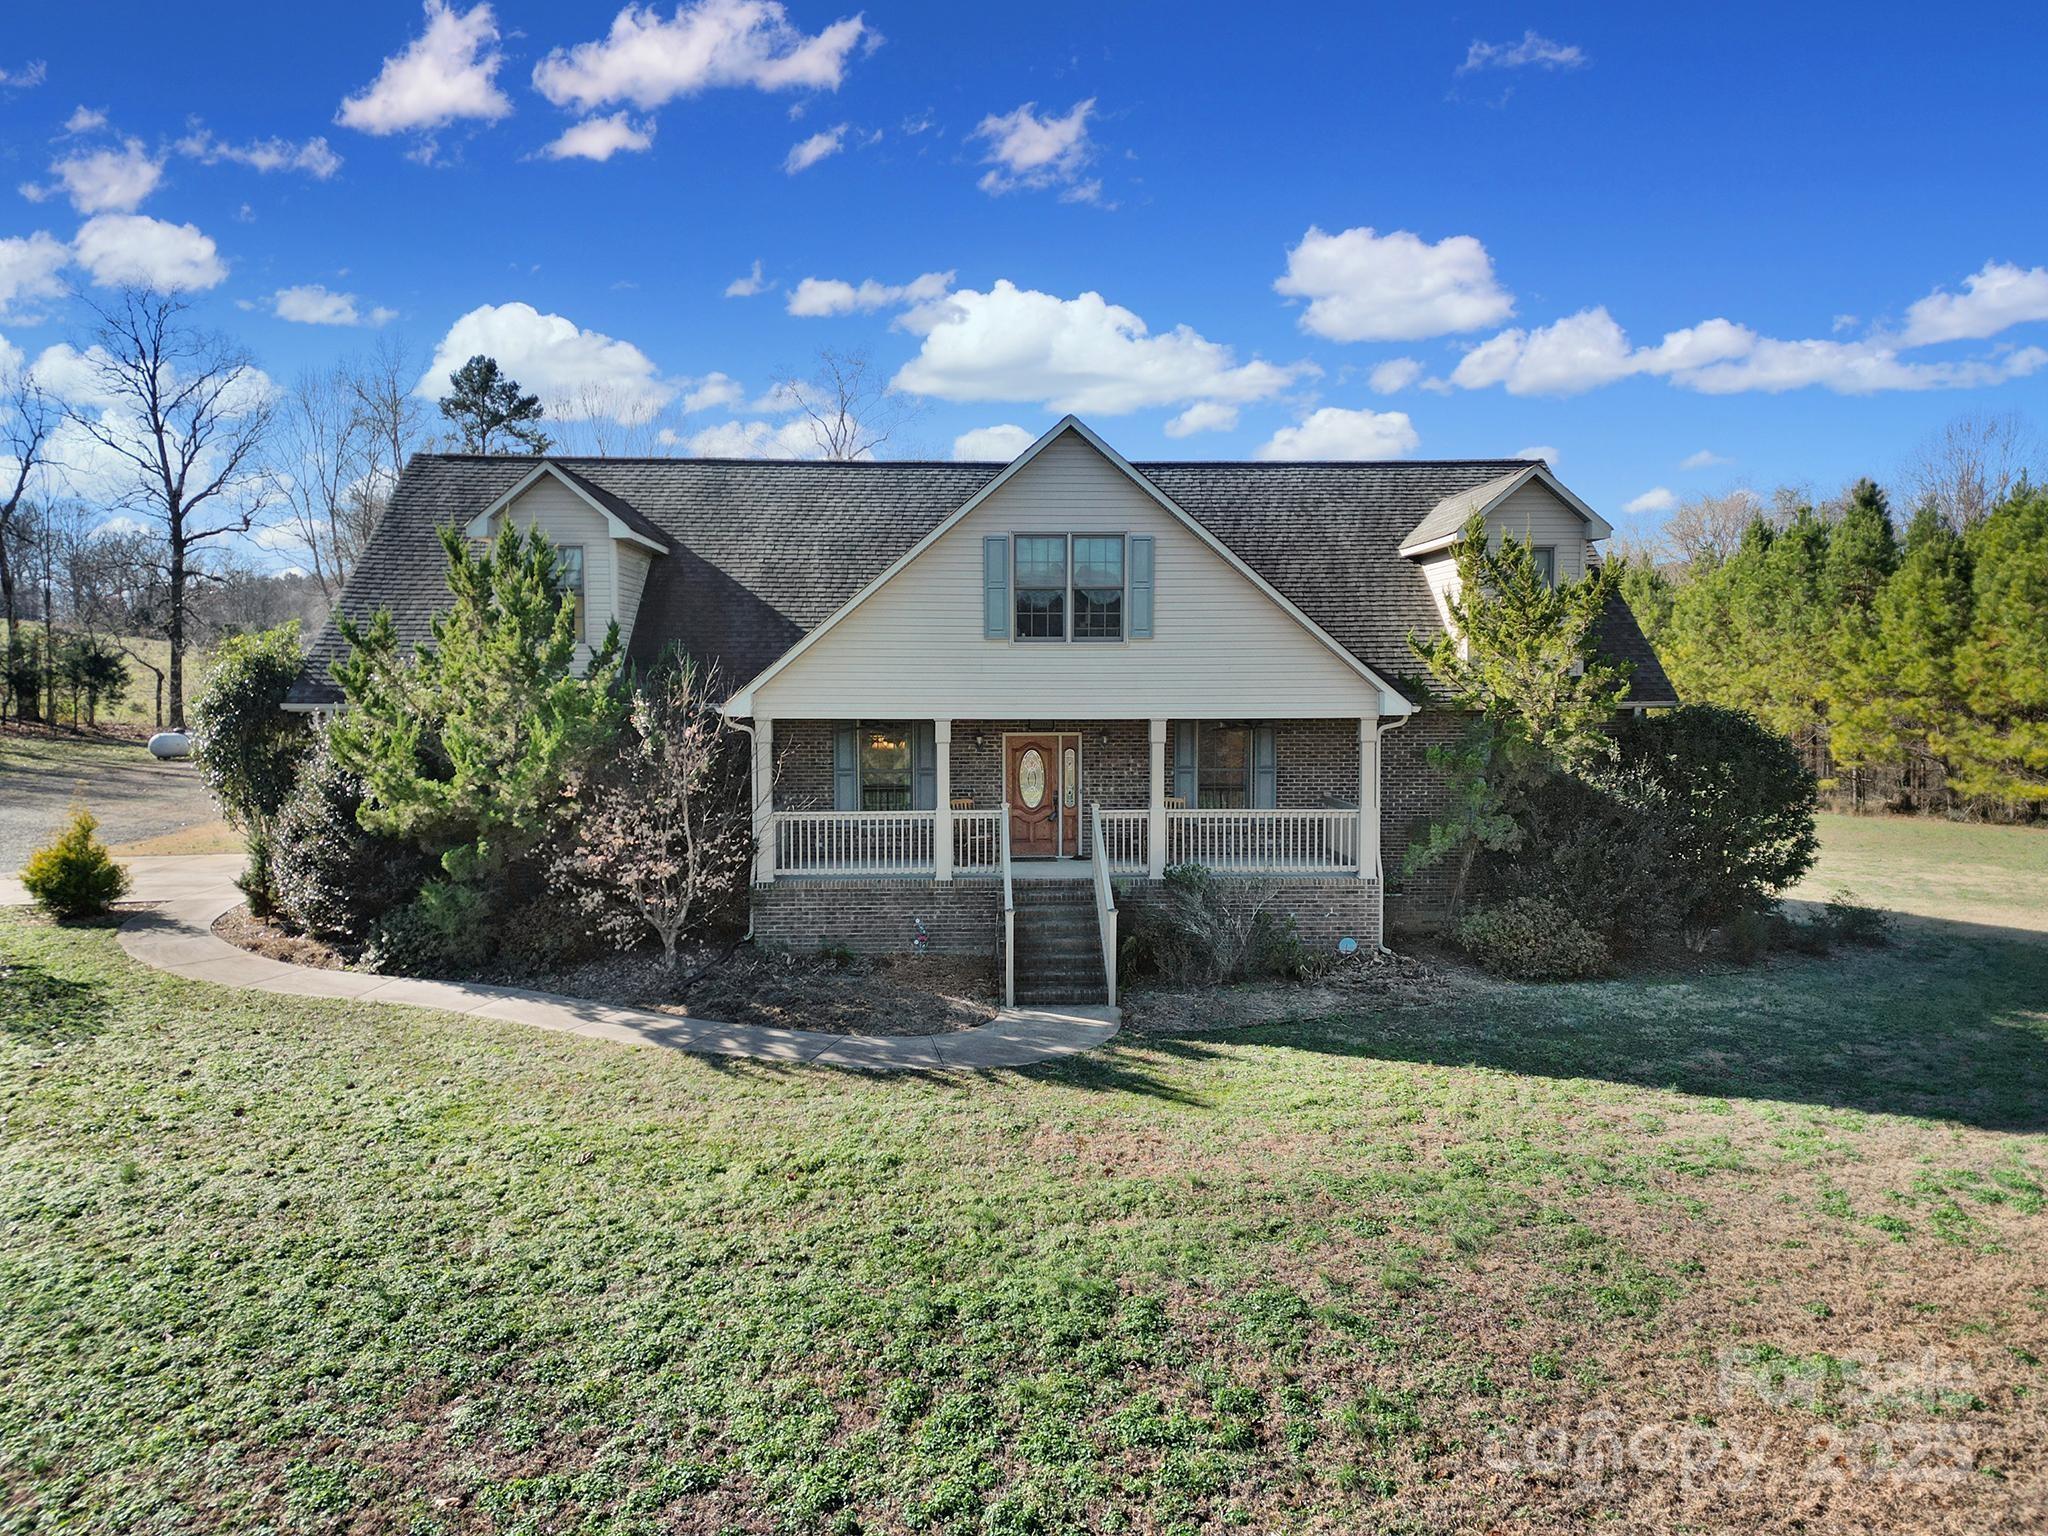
[
  {"left": 1397, "top": 467, "right": 1531, "bottom": 554},
  {"left": 287, "top": 451, "right": 1674, "bottom": 709}
]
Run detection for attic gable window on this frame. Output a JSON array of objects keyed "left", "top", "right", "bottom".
[
  {"left": 1532, "top": 545, "right": 1556, "bottom": 587},
  {"left": 1072, "top": 536, "right": 1125, "bottom": 640},
  {"left": 1014, "top": 536, "right": 1067, "bottom": 640},
  {"left": 557, "top": 545, "right": 586, "bottom": 641}
]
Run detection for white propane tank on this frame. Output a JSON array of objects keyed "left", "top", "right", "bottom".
[{"left": 147, "top": 731, "right": 191, "bottom": 759}]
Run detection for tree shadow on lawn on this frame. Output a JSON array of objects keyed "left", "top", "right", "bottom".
[
  {"left": 1185, "top": 914, "right": 2048, "bottom": 1134},
  {"left": 0, "top": 957, "right": 113, "bottom": 1042}
]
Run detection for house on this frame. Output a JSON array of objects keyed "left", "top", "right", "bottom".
[{"left": 288, "top": 417, "right": 1673, "bottom": 1003}]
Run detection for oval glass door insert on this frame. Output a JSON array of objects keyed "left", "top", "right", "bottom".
[{"left": 1018, "top": 748, "right": 1047, "bottom": 808}]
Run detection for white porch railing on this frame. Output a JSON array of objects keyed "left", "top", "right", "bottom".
[
  {"left": 1090, "top": 806, "right": 1149, "bottom": 875},
  {"left": 775, "top": 810, "right": 935, "bottom": 876},
  {"left": 1090, "top": 802, "right": 1118, "bottom": 1006},
  {"left": 953, "top": 809, "right": 1003, "bottom": 876},
  {"left": 1164, "top": 808, "right": 1360, "bottom": 874}
]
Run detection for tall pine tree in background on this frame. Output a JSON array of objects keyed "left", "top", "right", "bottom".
[
  {"left": 1832, "top": 502, "right": 1970, "bottom": 775},
  {"left": 1948, "top": 482, "right": 2048, "bottom": 803}
]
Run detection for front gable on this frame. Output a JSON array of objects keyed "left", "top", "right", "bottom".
[{"left": 730, "top": 419, "right": 1408, "bottom": 720}]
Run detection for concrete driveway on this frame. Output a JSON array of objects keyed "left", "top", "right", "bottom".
[{"left": 0, "top": 736, "right": 220, "bottom": 873}]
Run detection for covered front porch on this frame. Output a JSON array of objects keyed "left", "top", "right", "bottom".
[{"left": 748, "top": 717, "right": 1393, "bottom": 883}]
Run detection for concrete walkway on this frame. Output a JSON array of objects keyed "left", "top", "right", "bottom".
[{"left": 5, "top": 855, "right": 1119, "bottom": 1071}]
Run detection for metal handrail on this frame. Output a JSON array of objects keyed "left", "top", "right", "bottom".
[
  {"left": 1089, "top": 801, "right": 1118, "bottom": 1007},
  {"left": 998, "top": 802, "right": 1015, "bottom": 1008}
]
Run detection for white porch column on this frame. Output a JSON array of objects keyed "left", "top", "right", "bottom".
[
  {"left": 1147, "top": 717, "right": 1168, "bottom": 879},
  {"left": 751, "top": 717, "right": 776, "bottom": 885},
  {"left": 1357, "top": 717, "right": 1378, "bottom": 882},
  {"left": 933, "top": 719, "right": 953, "bottom": 881}
]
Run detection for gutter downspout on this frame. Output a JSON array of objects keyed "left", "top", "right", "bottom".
[
  {"left": 1373, "top": 711, "right": 1413, "bottom": 954},
  {"left": 730, "top": 716, "right": 759, "bottom": 943}
]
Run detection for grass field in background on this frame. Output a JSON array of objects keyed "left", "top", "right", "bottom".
[
  {"left": 3, "top": 626, "right": 188, "bottom": 732},
  {"left": 2, "top": 818, "right": 2043, "bottom": 1532}
]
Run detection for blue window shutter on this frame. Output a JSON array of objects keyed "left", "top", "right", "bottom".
[
  {"left": 983, "top": 536, "right": 1009, "bottom": 639},
  {"left": 833, "top": 725, "right": 859, "bottom": 811},
  {"left": 1172, "top": 722, "right": 1198, "bottom": 803},
  {"left": 1253, "top": 726, "right": 1277, "bottom": 809},
  {"left": 1128, "top": 535, "right": 1154, "bottom": 638},
  {"left": 911, "top": 721, "right": 937, "bottom": 811}
]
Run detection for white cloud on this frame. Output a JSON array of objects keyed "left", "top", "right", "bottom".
[
  {"left": 1624, "top": 487, "right": 1676, "bottom": 515},
  {"left": 1276, "top": 226, "right": 1514, "bottom": 342},
  {"left": 1459, "top": 31, "right": 1587, "bottom": 73},
  {"left": 679, "top": 417, "right": 831, "bottom": 458},
  {"left": 680, "top": 371, "right": 744, "bottom": 411},
  {"left": 175, "top": 126, "right": 342, "bottom": 178},
  {"left": 1163, "top": 401, "right": 1238, "bottom": 438},
  {"left": 724, "top": 258, "right": 769, "bottom": 297},
  {"left": 1514, "top": 444, "right": 1559, "bottom": 464},
  {"left": 0, "top": 61, "right": 47, "bottom": 90},
  {"left": 533, "top": 0, "right": 872, "bottom": 112},
  {"left": 1678, "top": 337, "right": 2048, "bottom": 395},
  {"left": 1451, "top": 307, "right": 1756, "bottom": 396},
  {"left": 891, "top": 279, "right": 1314, "bottom": 414},
  {"left": 952, "top": 423, "right": 1035, "bottom": 460},
  {"left": 1255, "top": 406, "right": 1419, "bottom": 461},
  {"left": 272, "top": 284, "right": 396, "bottom": 327},
  {"left": 1679, "top": 448, "right": 1729, "bottom": 469},
  {"left": 1368, "top": 357, "right": 1425, "bottom": 394},
  {"left": 50, "top": 139, "right": 163, "bottom": 214},
  {"left": 420, "top": 301, "right": 672, "bottom": 423},
  {"left": 1899, "top": 261, "right": 2048, "bottom": 347},
  {"left": 0, "top": 232, "right": 69, "bottom": 320},
  {"left": 62, "top": 106, "right": 106, "bottom": 134},
  {"left": 72, "top": 214, "right": 227, "bottom": 290},
  {"left": 336, "top": 1, "right": 511, "bottom": 137},
  {"left": 91, "top": 514, "right": 150, "bottom": 539},
  {"left": 971, "top": 99, "right": 1096, "bottom": 198},
  {"left": 784, "top": 123, "right": 846, "bottom": 173},
  {"left": 537, "top": 111, "right": 656, "bottom": 161},
  {"left": 785, "top": 269, "right": 952, "bottom": 318},
  {"left": 28, "top": 343, "right": 124, "bottom": 408}
]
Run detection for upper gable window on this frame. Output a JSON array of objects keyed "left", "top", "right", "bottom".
[
  {"left": 1531, "top": 546, "right": 1556, "bottom": 587},
  {"left": 1012, "top": 533, "right": 1126, "bottom": 642},
  {"left": 557, "top": 545, "right": 586, "bottom": 641},
  {"left": 1014, "top": 536, "right": 1067, "bottom": 639}
]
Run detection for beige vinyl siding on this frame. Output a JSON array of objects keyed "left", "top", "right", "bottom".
[
  {"left": 1487, "top": 480, "right": 1589, "bottom": 581},
  {"left": 1419, "top": 480, "right": 1594, "bottom": 627},
  {"left": 753, "top": 431, "right": 1382, "bottom": 719},
  {"left": 616, "top": 545, "right": 653, "bottom": 643},
  {"left": 488, "top": 477, "right": 617, "bottom": 666}
]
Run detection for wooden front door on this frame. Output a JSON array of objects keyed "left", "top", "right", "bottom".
[{"left": 1006, "top": 733, "right": 1081, "bottom": 857}]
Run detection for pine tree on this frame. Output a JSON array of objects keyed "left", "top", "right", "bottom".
[
  {"left": 1831, "top": 502, "right": 1970, "bottom": 772},
  {"left": 329, "top": 523, "right": 623, "bottom": 884},
  {"left": 1946, "top": 482, "right": 2048, "bottom": 803},
  {"left": 438, "top": 355, "right": 551, "bottom": 454}
]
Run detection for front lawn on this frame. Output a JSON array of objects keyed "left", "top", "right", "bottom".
[{"left": 3, "top": 820, "right": 2044, "bottom": 1532}]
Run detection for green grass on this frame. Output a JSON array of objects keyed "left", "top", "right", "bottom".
[
  {"left": 0, "top": 728, "right": 155, "bottom": 775},
  {"left": 1793, "top": 812, "right": 2048, "bottom": 931},
  {"left": 2, "top": 819, "right": 2045, "bottom": 1531}
]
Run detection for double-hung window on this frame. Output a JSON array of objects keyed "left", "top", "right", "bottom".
[
  {"left": 1012, "top": 534, "right": 1127, "bottom": 641},
  {"left": 1013, "top": 536, "right": 1067, "bottom": 640},
  {"left": 556, "top": 545, "right": 587, "bottom": 642},
  {"left": 858, "top": 726, "right": 913, "bottom": 810},
  {"left": 1197, "top": 725, "right": 1252, "bottom": 809},
  {"left": 1071, "top": 536, "right": 1125, "bottom": 640},
  {"left": 1531, "top": 545, "right": 1557, "bottom": 587}
]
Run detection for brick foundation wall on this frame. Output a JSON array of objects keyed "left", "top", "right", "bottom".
[{"left": 751, "top": 878, "right": 1003, "bottom": 957}]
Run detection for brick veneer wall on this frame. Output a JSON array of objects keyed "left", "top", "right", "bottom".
[
  {"left": 750, "top": 873, "right": 1378, "bottom": 957},
  {"left": 752, "top": 877, "right": 1002, "bottom": 957},
  {"left": 1379, "top": 708, "right": 1461, "bottom": 925}
]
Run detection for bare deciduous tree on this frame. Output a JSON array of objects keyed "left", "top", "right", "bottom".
[
  {"left": 771, "top": 348, "right": 923, "bottom": 461},
  {"left": 68, "top": 289, "right": 277, "bottom": 728},
  {"left": 1657, "top": 489, "right": 1763, "bottom": 569},
  {"left": 0, "top": 368, "right": 55, "bottom": 665},
  {"left": 276, "top": 365, "right": 369, "bottom": 601},
  {"left": 1902, "top": 411, "right": 2040, "bottom": 531},
  {"left": 347, "top": 335, "right": 430, "bottom": 507}
]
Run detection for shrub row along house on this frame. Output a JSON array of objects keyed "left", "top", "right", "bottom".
[{"left": 286, "top": 417, "right": 1672, "bottom": 1001}]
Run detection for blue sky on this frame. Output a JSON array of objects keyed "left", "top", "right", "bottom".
[{"left": 4, "top": 1, "right": 2047, "bottom": 559}]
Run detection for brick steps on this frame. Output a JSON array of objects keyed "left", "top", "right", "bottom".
[{"left": 1008, "top": 887, "right": 1110, "bottom": 1005}]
